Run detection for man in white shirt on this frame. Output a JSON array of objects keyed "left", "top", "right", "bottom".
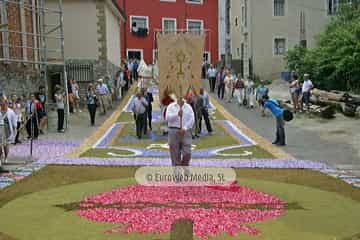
[
  {"left": 207, "top": 65, "right": 217, "bottom": 93},
  {"left": 0, "top": 96, "right": 17, "bottom": 167},
  {"left": 301, "top": 73, "right": 314, "bottom": 112},
  {"left": 165, "top": 98, "right": 195, "bottom": 166},
  {"left": 131, "top": 91, "right": 148, "bottom": 139}
]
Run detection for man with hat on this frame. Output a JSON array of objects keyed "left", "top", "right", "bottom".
[{"left": 96, "top": 78, "right": 109, "bottom": 115}]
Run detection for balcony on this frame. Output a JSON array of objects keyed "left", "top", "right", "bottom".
[{"left": 131, "top": 27, "right": 149, "bottom": 37}]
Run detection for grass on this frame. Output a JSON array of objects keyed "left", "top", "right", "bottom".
[
  {"left": 117, "top": 112, "right": 134, "bottom": 122},
  {"left": 109, "top": 122, "right": 240, "bottom": 151},
  {"left": 0, "top": 166, "right": 360, "bottom": 240},
  {"left": 1, "top": 166, "right": 360, "bottom": 208}
]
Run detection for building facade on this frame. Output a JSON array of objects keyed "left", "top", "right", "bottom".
[
  {"left": 46, "top": 0, "right": 126, "bottom": 95},
  {"left": 230, "top": 0, "right": 338, "bottom": 80},
  {"left": 0, "top": 0, "right": 41, "bottom": 96},
  {"left": 117, "top": 0, "right": 219, "bottom": 65}
]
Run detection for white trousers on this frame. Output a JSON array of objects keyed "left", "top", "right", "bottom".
[{"left": 234, "top": 89, "right": 245, "bottom": 104}]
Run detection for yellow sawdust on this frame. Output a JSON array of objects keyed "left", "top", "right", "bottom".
[
  {"left": 66, "top": 83, "right": 138, "bottom": 157},
  {"left": 69, "top": 81, "right": 293, "bottom": 160},
  {"left": 108, "top": 125, "right": 125, "bottom": 147}
]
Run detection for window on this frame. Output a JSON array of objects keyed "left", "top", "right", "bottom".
[
  {"left": 127, "top": 49, "right": 143, "bottom": 60},
  {"left": 186, "top": 0, "right": 203, "bottom": 4},
  {"left": 203, "top": 52, "right": 210, "bottom": 63},
  {"left": 274, "top": 38, "right": 286, "bottom": 55},
  {"left": 244, "top": 0, "right": 248, "bottom": 27},
  {"left": 328, "top": 0, "right": 351, "bottom": 15},
  {"left": 130, "top": 16, "right": 149, "bottom": 36},
  {"left": 235, "top": 17, "right": 238, "bottom": 27},
  {"left": 0, "top": 1, "right": 9, "bottom": 59},
  {"left": 187, "top": 19, "right": 203, "bottom": 34},
  {"left": 237, "top": 48, "right": 240, "bottom": 57},
  {"left": 241, "top": 43, "right": 244, "bottom": 58},
  {"left": 274, "top": 0, "right": 285, "bottom": 16},
  {"left": 162, "top": 18, "right": 176, "bottom": 33}
]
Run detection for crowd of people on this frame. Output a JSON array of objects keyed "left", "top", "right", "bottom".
[
  {"left": 203, "top": 65, "right": 315, "bottom": 147},
  {"left": 0, "top": 58, "right": 142, "bottom": 170},
  {"left": 206, "top": 66, "right": 314, "bottom": 115}
]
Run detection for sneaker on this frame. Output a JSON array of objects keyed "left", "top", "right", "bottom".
[{"left": 79, "top": 110, "right": 82, "bottom": 113}]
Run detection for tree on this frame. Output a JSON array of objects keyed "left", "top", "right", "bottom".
[{"left": 285, "top": 2, "right": 360, "bottom": 92}]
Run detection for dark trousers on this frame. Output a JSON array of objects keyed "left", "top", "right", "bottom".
[
  {"left": 148, "top": 110, "right": 152, "bottom": 129},
  {"left": 218, "top": 83, "right": 225, "bottom": 99},
  {"left": 143, "top": 113, "right": 148, "bottom": 135},
  {"left": 15, "top": 122, "right": 21, "bottom": 143},
  {"left": 275, "top": 115, "right": 286, "bottom": 145},
  {"left": 26, "top": 116, "right": 39, "bottom": 138},
  {"left": 209, "top": 77, "right": 216, "bottom": 93},
  {"left": 199, "top": 108, "right": 212, "bottom": 133},
  {"left": 88, "top": 104, "right": 97, "bottom": 125},
  {"left": 135, "top": 113, "right": 146, "bottom": 139},
  {"left": 57, "top": 109, "right": 65, "bottom": 131}
]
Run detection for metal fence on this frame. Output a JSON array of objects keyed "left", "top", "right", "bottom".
[{"left": 66, "top": 63, "right": 94, "bottom": 105}]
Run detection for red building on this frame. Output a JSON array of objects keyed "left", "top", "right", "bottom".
[{"left": 116, "top": 0, "right": 219, "bottom": 65}]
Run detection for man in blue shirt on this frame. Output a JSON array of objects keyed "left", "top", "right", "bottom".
[{"left": 262, "top": 95, "right": 286, "bottom": 146}]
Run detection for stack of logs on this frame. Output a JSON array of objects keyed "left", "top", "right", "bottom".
[{"left": 283, "top": 88, "right": 360, "bottom": 119}]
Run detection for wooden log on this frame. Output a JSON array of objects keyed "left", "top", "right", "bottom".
[
  {"left": 310, "top": 96, "right": 343, "bottom": 112},
  {"left": 170, "top": 219, "right": 193, "bottom": 240},
  {"left": 312, "top": 88, "right": 346, "bottom": 102},
  {"left": 343, "top": 103, "right": 357, "bottom": 117}
]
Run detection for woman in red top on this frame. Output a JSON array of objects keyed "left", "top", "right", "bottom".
[{"left": 160, "top": 89, "right": 174, "bottom": 135}]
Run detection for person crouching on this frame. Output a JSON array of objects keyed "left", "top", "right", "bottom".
[{"left": 262, "top": 95, "right": 286, "bottom": 146}]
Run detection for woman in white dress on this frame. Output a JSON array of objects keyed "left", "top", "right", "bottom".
[
  {"left": 0, "top": 96, "right": 17, "bottom": 167},
  {"left": 224, "top": 71, "right": 233, "bottom": 103},
  {"left": 245, "top": 76, "right": 255, "bottom": 108}
]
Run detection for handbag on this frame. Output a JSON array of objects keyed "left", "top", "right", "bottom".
[{"left": 283, "top": 109, "right": 294, "bottom": 122}]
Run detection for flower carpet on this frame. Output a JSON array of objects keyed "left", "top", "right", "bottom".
[{"left": 1, "top": 84, "right": 360, "bottom": 240}]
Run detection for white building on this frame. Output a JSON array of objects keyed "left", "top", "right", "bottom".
[
  {"left": 230, "top": 0, "right": 345, "bottom": 80},
  {"left": 46, "top": 0, "right": 126, "bottom": 92}
]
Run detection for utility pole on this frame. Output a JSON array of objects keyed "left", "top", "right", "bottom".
[
  {"left": 225, "top": 0, "right": 231, "bottom": 68},
  {"left": 300, "top": 11, "right": 307, "bottom": 48}
]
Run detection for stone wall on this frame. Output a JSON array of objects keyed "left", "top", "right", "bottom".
[{"left": 0, "top": 63, "right": 42, "bottom": 98}]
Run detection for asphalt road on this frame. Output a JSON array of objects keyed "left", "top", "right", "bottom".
[{"left": 204, "top": 80, "right": 360, "bottom": 176}]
